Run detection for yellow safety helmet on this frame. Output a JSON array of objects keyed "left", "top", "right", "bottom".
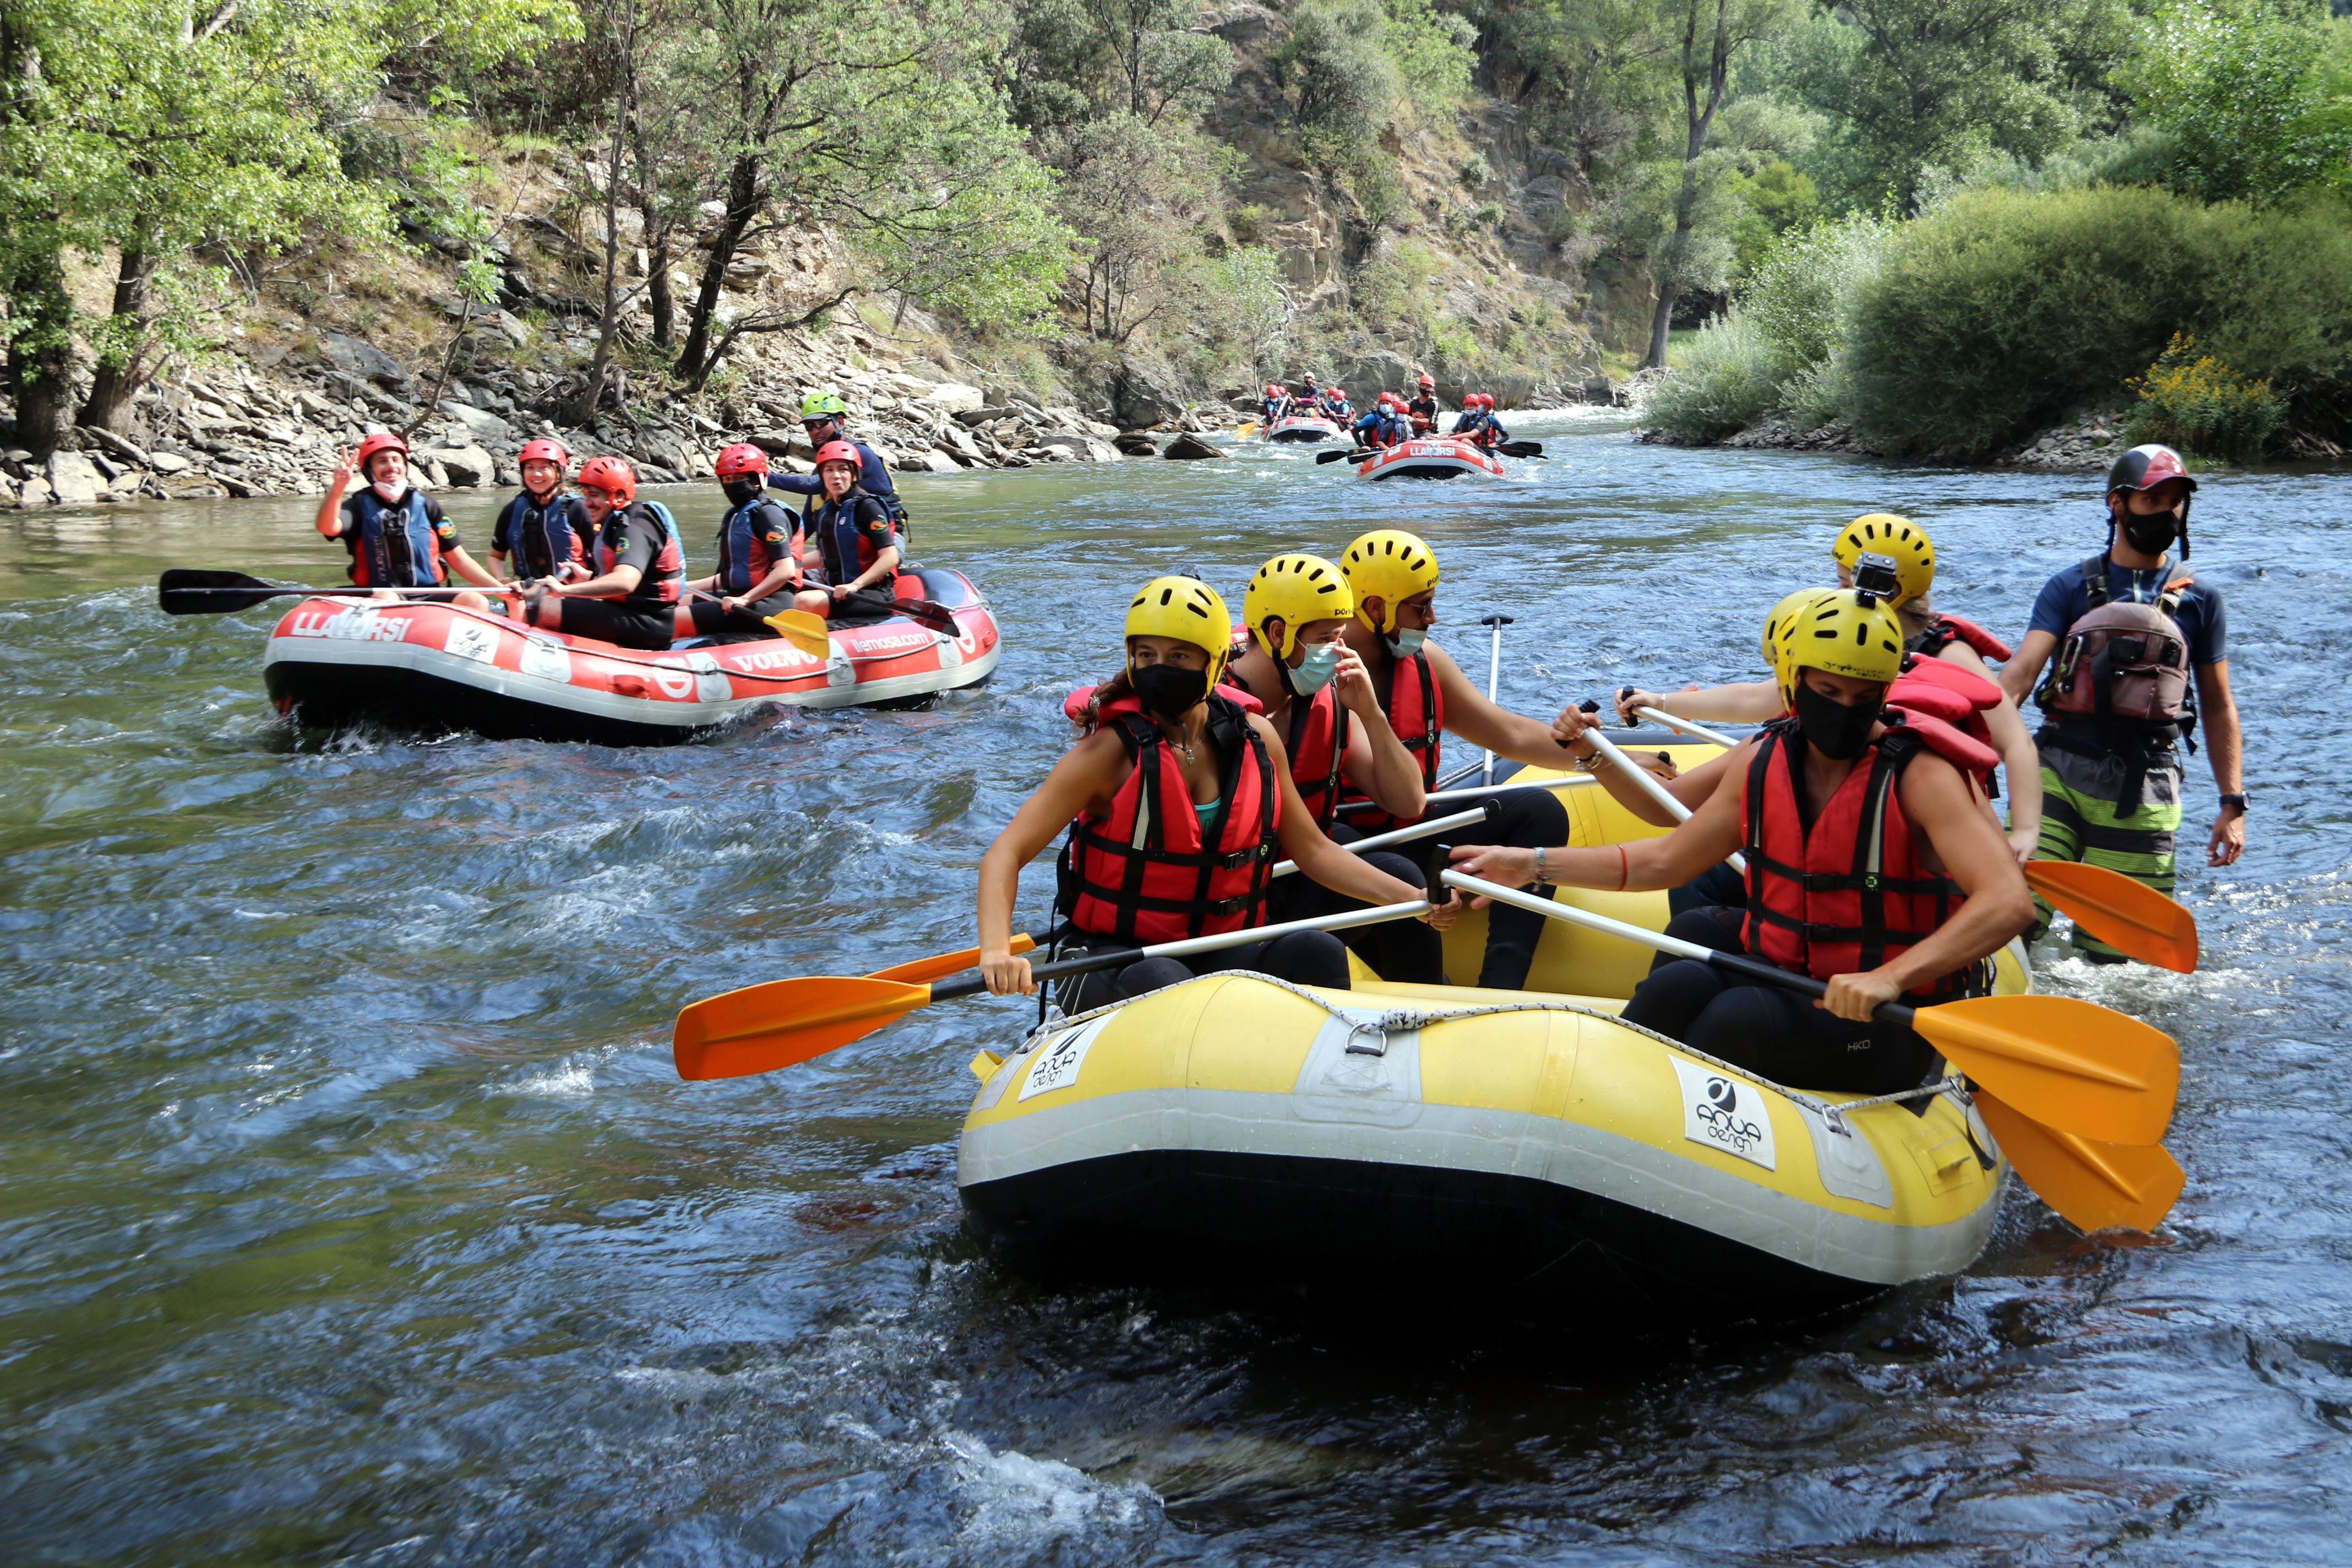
[
  {"left": 1831, "top": 513, "right": 1935, "bottom": 609},
  {"left": 1244, "top": 553, "right": 1354, "bottom": 661},
  {"left": 1125, "top": 574, "right": 1234, "bottom": 684},
  {"left": 1340, "top": 529, "right": 1441, "bottom": 634},
  {"left": 1761, "top": 586, "right": 1837, "bottom": 674},
  {"left": 1772, "top": 587, "right": 1905, "bottom": 709}
]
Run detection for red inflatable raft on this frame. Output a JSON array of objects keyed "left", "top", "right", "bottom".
[
  {"left": 1355, "top": 437, "right": 1510, "bottom": 481},
  {"left": 262, "top": 567, "right": 1001, "bottom": 745},
  {"left": 1266, "top": 415, "right": 1345, "bottom": 443}
]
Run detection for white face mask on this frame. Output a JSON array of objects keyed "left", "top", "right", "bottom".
[
  {"left": 1385, "top": 627, "right": 1427, "bottom": 657},
  {"left": 371, "top": 476, "right": 409, "bottom": 504}
]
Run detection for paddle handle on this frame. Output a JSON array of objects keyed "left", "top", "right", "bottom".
[
  {"left": 1438, "top": 869, "right": 1917, "bottom": 1028},
  {"left": 1336, "top": 772, "right": 1597, "bottom": 817},
  {"left": 1636, "top": 706, "right": 1739, "bottom": 748},
  {"left": 1271, "top": 800, "right": 1496, "bottom": 879},
  {"left": 929, "top": 897, "right": 1433, "bottom": 1003}
]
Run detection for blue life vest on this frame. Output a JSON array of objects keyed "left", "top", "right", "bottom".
[
  {"left": 719, "top": 498, "right": 795, "bottom": 594},
  {"left": 506, "top": 489, "right": 587, "bottom": 579},
  {"left": 812, "top": 492, "right": 899, "bottom": 589},
  {"left": 349, "top": 488, "right": 443, "bottom": 587}
]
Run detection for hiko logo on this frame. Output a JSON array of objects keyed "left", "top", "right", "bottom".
[{"left": 1670, "top": 1057, "right": 1778, "bottom": 1170}]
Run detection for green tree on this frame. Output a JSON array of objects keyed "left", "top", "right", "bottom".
[
  {"left": 2121, "top": 0, "right": 2352, "bottom": 202},
  {"left": 1043, "top": 111, "right": 1225, "bottom": 341},
  {"left": 1641, "top": 0, "right": 1802, "bottom": 369},
  {"left": 1010, "top": 0, "right": 1233, "bottom": 128},
  {"left": 1777, "top": 0, "right": 2134, "bottom": 211}
]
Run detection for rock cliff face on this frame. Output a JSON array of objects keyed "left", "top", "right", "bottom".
[{"left": 2, "top": 14, "right": 1629, "bottom": 509}]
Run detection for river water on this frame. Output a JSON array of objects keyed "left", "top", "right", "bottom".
[{"left": 4, "top": 415, "right": 2348, "bottom": 1565}]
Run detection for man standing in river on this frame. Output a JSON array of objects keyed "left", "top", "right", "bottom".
[{"left": 2000, "top": 444, "right": 2246, "bottom": 961}]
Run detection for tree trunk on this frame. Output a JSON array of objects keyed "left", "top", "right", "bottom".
[
  {"left": 6, "top": 245, "right": 78, "bottom": 454},
  {"left": 646, "top": 229, "right": 672, "bottom": 346},
  {"left": 673, "top": 153, "right": 761, "bottom": 390},
  {"left": 1641, "top": 0, "right": 1732, "bottom": 373},
  {"left": 79, "top": 246, "right": 157, "bottom": 432},
  {"left": 569, "top": 1, "right": 636, "bottom": 428}
]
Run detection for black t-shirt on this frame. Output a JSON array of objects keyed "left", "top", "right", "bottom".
[{"left": 596, "top": 502, "right": 683, "bottom": 607}]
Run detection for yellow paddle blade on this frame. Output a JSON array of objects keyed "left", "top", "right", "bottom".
[
  {"left": 2025, "top": 859, "right": 2198, "bottom": 973},
  {"left": 1236, "top": 421, "right": 1261, "bottom": 437},
  {"left": 1912, "top": 994, "right": 2178, "bottom": 1146},
  {"left": 673, "top": 975, "right": 930, "bottom": 1081},
  {"left": 763, "top": 609, "right": 832, "bottom": 658},
  {"left": 868, "top": 932, "right": 1035, "bottom": 986},
  {"left": 1975, "top": 1091, "right": 2185, "bottom": 1233}
]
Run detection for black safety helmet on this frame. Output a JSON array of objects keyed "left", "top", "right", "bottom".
[{"left": 2105, "top": 443, "right": 2197, "bottom": 559}]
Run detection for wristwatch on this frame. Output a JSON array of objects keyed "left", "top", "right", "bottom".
[{"left": 2220, "top": 792, "right": 2249, "bottom": 812}]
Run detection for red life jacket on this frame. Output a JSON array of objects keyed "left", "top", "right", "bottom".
[
  {"left": 1907, "top": 612, "right": 2013, "bottom": 665},
  {"left": 1740, "top": 718, "right": 1991, "bottom": 1003},
  {"left": 1338, "top": 648, "right": 1442, "bottom": 831},
  {"left": 1885, "top": 655, "right": 2003, "bottom": 792},
  {"left": 1058, "top": 691, "right": 1282, "bottom": 943}
]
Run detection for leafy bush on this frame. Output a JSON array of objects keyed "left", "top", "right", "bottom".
[
  {"left": 2128, "top": 333, "right": 2286, "bottom": 458},
  {"left": 1458, "top": 153, "right": 1490, "bottom": 190},
  {"left": 1743, "top": 213, "right": 1890, "bottom": 374},
  {"left": 1640, "top": 313, "right": 1794, "bottom": 443},
  {"left": 1841, "top": 184, "right": 2352, "bottom": 455}
]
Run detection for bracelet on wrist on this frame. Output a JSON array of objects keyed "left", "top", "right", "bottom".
[{"left": 1533, "top": 845, "right": 1552, "bottom": 885}]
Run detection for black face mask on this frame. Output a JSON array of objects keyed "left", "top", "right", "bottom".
[
  {"left": 1132, "top": 663, "right": 1207, "bottom": 722},
  {"left": 2120, "top": 509, "right": 2178, "bottom": 556},
  {"left": 1792, "top": 679, "right": 1883, "bottom": 761},
  {"left": 723, "top": 478, "right": 764, "bottom": 507}
]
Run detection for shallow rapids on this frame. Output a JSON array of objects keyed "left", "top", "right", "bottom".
[{"left": 3, "top": 416, "right": 2348, "bottom": 1564}]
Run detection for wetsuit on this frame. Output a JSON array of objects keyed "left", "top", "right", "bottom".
[
  {"left": 688, "top": 496, "right": 802, "bottom": 638},
  {"left": 562, "top": 500, "right": 683, "bottom": 650}
]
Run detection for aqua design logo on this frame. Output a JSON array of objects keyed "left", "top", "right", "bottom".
[{"left": 1670, "top": 1056, "right": 1778, "bottom": 1170}]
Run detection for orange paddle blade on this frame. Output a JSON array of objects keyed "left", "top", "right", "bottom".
[
  {"left": 1975, "top": 1091, "right": 2185, "bottom": 1233},
  {"left": 673, "top": 976, "right": 930, "bottom": 1081},
  {"left": 763, "top": 609, "right": 832, "bottom": 658},
  {"left": 868, "top": 932, "right": 1035, "bottom": 986},
  {"left": 1911, "top": 994, "right": 2178, "bottom": 1145},
  {"left": 2024, "top": 859, "right": 2198, "bottom": 972}
]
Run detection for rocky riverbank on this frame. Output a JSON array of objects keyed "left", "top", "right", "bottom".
[{"left": 1636, "top": 405, "right": 2136, "bottom": 473}]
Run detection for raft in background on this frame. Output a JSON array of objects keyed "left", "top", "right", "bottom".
[
  {"left": 263, "top": 565, "right": 1001, "bottom": 745},
  {"left": 958, "top": 747, "right": 2028, "bottom": 1321},
  {"left": 1265, "top": 415, "right": 1345, "bottom": 444},
  {"left": 1356, "top": 437, "right": 1511, "bottom": 481}
]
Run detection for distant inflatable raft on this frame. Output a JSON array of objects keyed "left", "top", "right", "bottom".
[
  {"left": 1356, "top": 436, "right": 1510, "bottom": 480},
  {"left": 263, "top": 566, "right": 1000, "bottom": 745},
  {"left": 958, "top": 756, "right": 2028, "bottom": 1319},
  {"left": 1265, "top": 414, "right": 1345, "bottom": 443}
]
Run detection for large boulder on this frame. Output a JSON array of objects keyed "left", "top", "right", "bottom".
[
  {"left": 919, "top": 382, "right": 986, "bottom": 413},
  {"left": 442, "top": 401, "right": 518, "bottom": 445},
  {"left": 46, "top": 450, "right": 102, "bottom": 505},
  {"left": 423, "top": 444, "right": 496, "bottom": 487},
  {"left": 320, "top": 333, "right": 412, "bottom": 393},
  {"left": 1108, "top": 357, "right": 1190, "bottom": 429},
  {"left": 1334, "top": 349, "right": 1419, "bottom": 402},
  {"left": 1161, "top": 433, "right": 1222, "bottom": 460}
]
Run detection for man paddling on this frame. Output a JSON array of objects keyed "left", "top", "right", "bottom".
[
  {"left": 1999, "top": 444, "right": 2245, "bottom": 961},
  {"left": 1455, "top": 589, "right": 2034, "bottom": 1092}
]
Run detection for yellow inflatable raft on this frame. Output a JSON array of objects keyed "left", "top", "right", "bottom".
[{"left": 959, "top": 747, "right": 2028, "bottom": 1317}]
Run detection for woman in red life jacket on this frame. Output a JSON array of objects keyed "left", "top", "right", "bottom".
[
  {"left": 1226, "top": 553, "right": 1444, "bottom": 982},
  {"left": 1457, "top": 590, "right": 2034, "bottom": 1093},
  {"left": 488, "top": 438, "right": 594, "bottom": 588},
  {"left": 794, "top": 440, "right": 900, "bottom": 620},
  {"left": 312, "top": 432, "right": 500, "bottom": 609},
  {"left": 678, "top": 443, "right": 804, "bottom": 639},
  {"left": 1335, "top": 529, "right": 1663, "bottom": 990},
  {"left": 517, "top": 455, "right": 683, "bottom": 651},
  {"left": 1615, "top": 513, "right": 2043, "bottom": 863},
  {"left": 978, "top": 576, "right": 1448, "bottom": 1012}
]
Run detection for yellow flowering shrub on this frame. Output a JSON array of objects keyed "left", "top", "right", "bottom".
[{"left": 2128, "top": 333, "right": 2286, "bottom": 461}]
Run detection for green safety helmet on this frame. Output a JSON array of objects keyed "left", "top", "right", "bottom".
[{"left": 800, "top": 390, "right": 850, "bottom": 421}]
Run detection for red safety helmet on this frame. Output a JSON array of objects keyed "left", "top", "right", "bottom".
[
  {"left": 353, "top": 431, "right": 408, "bottom": 475},
  {"left": 715, "top": 442, "right": 770, "bottom": 480},
  {"left": 518, "top": 437, "right": 568, "bottom": 468},
  {"left": 1266, "top": 383, "right": 1282, "bottom": 398},
  {"left": 814, "top": 439, "right": 862, "bottom": 473},
  {"left": 1418, "top": 373, "right": 1435, "bottom": 390},
  {"left": 575, "top": 454, "right": 637, "bottom": 507},
  {"left": 2108, "top": 443, "right": 2196, "bottom": 496}
]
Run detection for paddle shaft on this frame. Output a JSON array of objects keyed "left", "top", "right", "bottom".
[
  {"left": 1480, "top": 615, "right": 1513, "bottom": 786},
  {"left": 1336, "top": 771, "right": 1598, "bottom": 818},
  {"left": 1441, "top": 869, "right": 1925, "bottom": 1028},
  {"left": 1567, "top": 720, "right": 1747, "bottom": 874},
  {"left": 1270, "top": 801, "right": 1496, "bottom": 879},
  {"left": 1636, "top": 706, "right": 1741, "bottom": 748},
  {"left": 929, "top": 897, "right": 1433, "bottom": 1001}
]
